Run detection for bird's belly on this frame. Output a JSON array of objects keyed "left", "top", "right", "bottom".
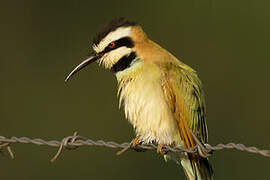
[{"left": 118, "top": 68, "right": 180, "bottom": 145}]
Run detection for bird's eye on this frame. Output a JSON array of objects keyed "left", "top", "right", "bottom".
[{"left": 108, "top": 42, "right": 115, "bottom": 48}]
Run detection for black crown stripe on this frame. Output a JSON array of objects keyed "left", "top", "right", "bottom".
[{"left": 93, "top": 18, "right": 137, "bottom": 46}]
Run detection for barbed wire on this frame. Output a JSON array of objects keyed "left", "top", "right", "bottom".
[{"left": 0, "top": 131, "right": 269, "bottom": 162}]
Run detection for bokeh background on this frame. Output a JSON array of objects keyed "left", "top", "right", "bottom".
[{"left": 1, "top": 0, "right": 269, "bottom": 179}]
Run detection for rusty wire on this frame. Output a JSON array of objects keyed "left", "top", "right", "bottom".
[{"left": 0, "top": 131, "right": 269, "bottom": 162}]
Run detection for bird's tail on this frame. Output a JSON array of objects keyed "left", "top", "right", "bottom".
[{"left": 180, "top": 154, "right": 213, "bottom": 180}]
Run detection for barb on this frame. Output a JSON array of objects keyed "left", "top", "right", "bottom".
[
  {"left": 0, "top": 142, "right": 14, "bottom": 159},
  {"left": 0, "top": 132, "right": 269, "bottom": 162},
  {"left": 50, "top": 131, "right": 88, "bottom": 162}
]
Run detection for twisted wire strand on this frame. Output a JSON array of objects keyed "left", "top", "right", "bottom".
[{"left": 0, "top": 132, "right": 269, "bottom": 162}]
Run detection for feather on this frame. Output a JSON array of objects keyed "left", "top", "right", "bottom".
[{"left": 159, "top": 61, "right": 212, "bottom": 180}]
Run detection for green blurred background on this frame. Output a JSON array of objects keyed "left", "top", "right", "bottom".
[{"left": 1, "top": 0, "right": 269, "bottom": 179}]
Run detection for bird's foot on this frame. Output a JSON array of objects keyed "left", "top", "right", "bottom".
[
  {"left": 130, "top": 136, "right": 145, "bottom": 152},
  {"left": 116, "top": 136, "right": 144, "bottom": 155},
  {"left": 157, "top": 144, "right": 168, "bottom": 155}
]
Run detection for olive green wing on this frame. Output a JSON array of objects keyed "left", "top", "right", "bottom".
[{"left": 160, "top": 61, "right": 208, "bottom": 148}]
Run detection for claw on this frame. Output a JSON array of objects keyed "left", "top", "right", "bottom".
[
  {"left": 131, "top": 137, "right": 140, "bottom": 148},
  {"left": 130, "top": 137, "right": 145, "bottom": 152},
  {"left": 157, "top": 144, "right": 168, "bottom": 155}
]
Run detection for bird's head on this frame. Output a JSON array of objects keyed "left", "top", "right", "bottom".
[{"left": 65, "top": 18, "right": 148, "bottom": 82}]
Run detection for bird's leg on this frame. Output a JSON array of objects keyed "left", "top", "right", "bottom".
[{"left": 157, "top": 144, "right": 168, "bottom": 155}]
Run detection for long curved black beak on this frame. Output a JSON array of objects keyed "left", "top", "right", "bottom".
[{"left": 65, "top": 52, "right": 99, "bottom": 82}]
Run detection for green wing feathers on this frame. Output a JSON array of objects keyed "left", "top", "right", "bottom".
[
  {"left": 160, "top": 61, "right": 213, "bottom": 180},
  {"left": 160, "top": 62, "right": 208, "bottom": 144}
]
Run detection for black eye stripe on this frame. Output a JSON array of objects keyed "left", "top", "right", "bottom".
[
  {"left": 115, "top": 37, "right": 134, "bottom": 48},
  {"left": 103, "top": 37, "right": 134, "bottom": 53}
]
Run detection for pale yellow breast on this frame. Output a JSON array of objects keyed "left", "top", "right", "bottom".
[{"left": 116, "top": 61, "right": 180, "bottom": 145}]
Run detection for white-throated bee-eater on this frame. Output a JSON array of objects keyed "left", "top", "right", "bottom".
[{"left": 66, "top": 18, "right": 213, "bottom": 180}]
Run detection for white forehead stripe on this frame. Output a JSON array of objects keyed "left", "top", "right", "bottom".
[{"left": 93, "top": 27, "right": 131, "bottom": 53}]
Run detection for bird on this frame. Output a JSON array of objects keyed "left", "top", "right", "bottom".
[{"left": 65, "top": 18, "right": 213, "bottom": 180}]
